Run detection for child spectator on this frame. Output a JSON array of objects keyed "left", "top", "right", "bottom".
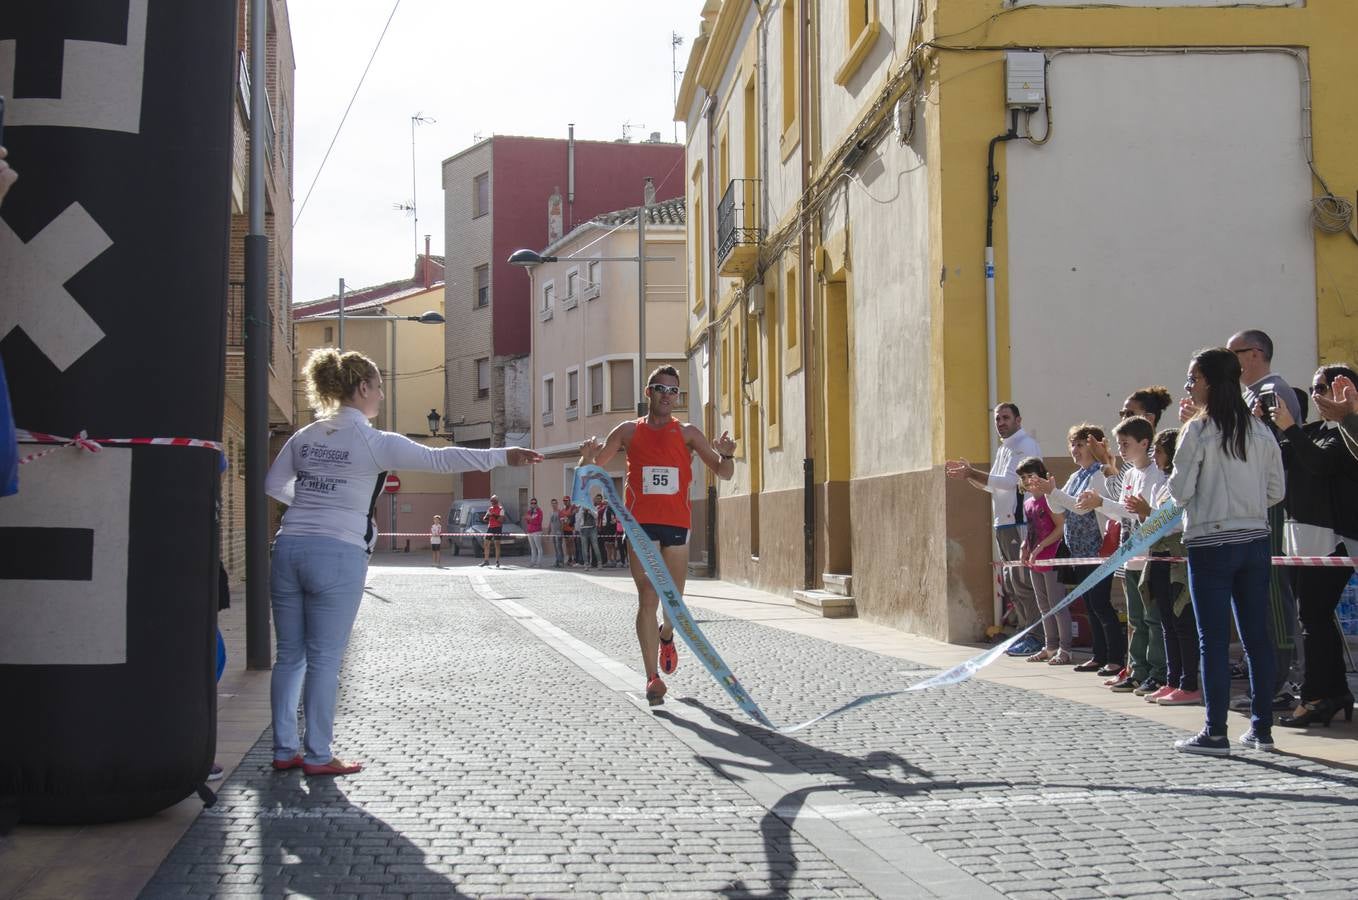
[{"left": 1016, "top": 457, "right": 1073, "bottom": 665}]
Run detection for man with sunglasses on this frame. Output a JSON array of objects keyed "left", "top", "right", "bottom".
[
  {"left": 1227, "top": 329, "right": 1302, "bottom": 426},
  {"left": 579, "top": 365, "right": 737, "bottom": 706}
]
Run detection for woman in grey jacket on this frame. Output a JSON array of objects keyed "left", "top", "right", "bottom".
[{"left": 1167, "top": 347, "right": 1285, "bottom": 757}]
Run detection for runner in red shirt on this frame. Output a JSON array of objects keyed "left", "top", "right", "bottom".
[
  {"left": 480, "top": 495, "right": 506, "bottom": 569},
  {"left": 579, "top": 365, "right": 737, "bottom": 705}
]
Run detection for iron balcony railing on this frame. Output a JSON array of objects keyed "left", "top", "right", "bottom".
[{"left": 717, "top": 178, "right": 761, "bottom": 264}]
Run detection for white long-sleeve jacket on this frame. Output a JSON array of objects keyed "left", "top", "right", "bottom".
[{"left": 266, "top": 406, "right": 507, "bottom": 550}]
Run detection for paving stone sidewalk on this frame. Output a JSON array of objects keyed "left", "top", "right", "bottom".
[{"left": 142, "top": 567, "right": 1358, "bottom": 898}]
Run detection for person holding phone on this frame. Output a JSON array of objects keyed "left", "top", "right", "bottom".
[{"left": 578, "top": 366, "right": 737, "bottom": 706}]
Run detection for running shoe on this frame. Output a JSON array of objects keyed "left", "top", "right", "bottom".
[
  {"left": 658, "top": 627, "right": 679, "bottom": 675},
  {"left": 645, "top": 674, "right": 668, "bottom": 707}
]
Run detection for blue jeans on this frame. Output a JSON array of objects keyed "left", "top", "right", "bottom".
[
  {"left": 1188, "top": 538, "right": 1275, "bottom": 736},
  {"left": 270, "top": 534, "right": 369, "bottom": 765}
]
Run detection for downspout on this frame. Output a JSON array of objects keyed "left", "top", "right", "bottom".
[
  {"left": 986, "top": 109, "right": 1020, "bottom": 628},
  {"left": 705, "top": 90, "right": 720, "bottom": 578},
  {"left": 799, "top": 0, "right": 816, "bottom": 591}
]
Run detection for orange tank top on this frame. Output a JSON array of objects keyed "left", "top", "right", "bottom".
[{"left": 625, "top": 417, "right": 693, "bottom": 529}]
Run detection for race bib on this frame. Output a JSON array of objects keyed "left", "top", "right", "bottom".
[{"left": 642, "top": 466, "right": 679, "bottom": 495}]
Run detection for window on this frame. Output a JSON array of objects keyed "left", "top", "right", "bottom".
[
  {"left": 780, "top": 0, "right": 800, "bottom": 157},
  {"left": 474, "top": 264, "right": 489, "bottom": 308},
  {"left": 566, "top": 270, "right": 578, "bottom": 299},
  {"left": 566, "top": 369, "right": 579, "bottom": 420},
  {"left": 588, "top": 363, "right": 604, "bottom": 415},
  {"left": 476, "top": 357, "right": 490, "bottom": 399},
  {"left": 731, "top": 317, "right": 744, "bottom": 445},
  {"left": 609, "top": 359, "right": 635, "bottom": 411},
  {"left": 720, "top": 323, "right": 730, "bottom": 413},
  {"left": 543, "top": 282, "right": 555, "bottom": 310},
  {"left": 585, "top": 260, "right": 600, "bottom": 298},
  {"left": 691, "top": 164, "right": 705, "bottom": 312},
  {"left": 785, "top": 264, "right": 801, "bottom": 374},
  {"left": 323, "top": 325, "right": 333, "bottom": 344},
  {"left": 765, "top": 290, "right": 781, "bottom": 446},
  {"left": 473, "top": 172, "right": 489, "bottom": 218},
  {"left": 543, "top": 377, "right": 554, "bottom": 412},
  {"left": 836, "top": 0, "right": 881, "bottom": 86}
]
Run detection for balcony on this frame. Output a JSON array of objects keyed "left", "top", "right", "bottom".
[
  {"left": 717, "top": 178, "right": 761, "bottom": 279},
  {"left": 542, "top": 410, "right": 554, "bottom": 427},
  {"left": 539, "top": 306, "right": 554, "bottom": 322},
  {"left": 562, "top": 293, "right": 578, "bottom": 311},
  {"left": 566, "top": 405, "right": 579, "bottom": 421}
]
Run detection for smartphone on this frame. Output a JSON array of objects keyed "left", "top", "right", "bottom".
[{"left": 1259, "top": 386, "right": 1278, "bottom": 415}]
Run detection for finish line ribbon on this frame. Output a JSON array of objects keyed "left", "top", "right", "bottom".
[{"left": 575, "top": 463, "right": 1184, "bottom": 734}]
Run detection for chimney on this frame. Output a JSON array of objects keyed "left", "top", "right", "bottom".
[
  {"left": 423, "top": 234, "right": 432, "bottom": 289},
  {"left": 548, "top": 186, "right": 564, "bottom": 243},
  {"left": 648, "top": 131, "right": 662, "bottom": 143},
  {"left": 643, "top": 177, "right": 656, "bottom": 208}
]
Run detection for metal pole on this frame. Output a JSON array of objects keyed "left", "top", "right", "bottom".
[
  {"left": 636, "top": 202, "right": 647, "bottom": 417},
  {"left": 244, "top": 0, "right": 271, "bottom": 670},
  {"left": 389, "top": 322, "right": 397, "bottom": 550},
  {"left": 337, "top": 277, "right": 345, "bottom": 350},
  {"left": 410, "top": 116, "right": 418, "bottom": 256}
]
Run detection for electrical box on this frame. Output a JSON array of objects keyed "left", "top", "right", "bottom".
[
  {"left": 1005, "top": 51, "right": 1046, "bottom": 109},
  {"left": 745, "top": 283, "right": 765, "bottom": 316}
]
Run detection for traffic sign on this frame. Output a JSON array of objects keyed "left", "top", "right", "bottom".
[{"left": 383, "top": 474, "right": 401, "bottom": 493}]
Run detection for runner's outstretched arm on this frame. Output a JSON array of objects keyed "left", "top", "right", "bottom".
[
  {"left": 684, "top": 425, "right": 736, "bottom": 480},
  {"left": 581, "top": 421, "right": 635, "bottom": 468}
]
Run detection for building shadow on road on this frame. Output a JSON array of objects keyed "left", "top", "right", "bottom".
[
  {"left": 141, "top": 758, "right": 469, "bottom": 898},
  {"left": 659, "top": 699, "right": 1009, "bottom": 899}
]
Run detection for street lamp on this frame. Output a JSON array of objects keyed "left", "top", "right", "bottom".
[
  {"left": 509, "top": 237, "right": 674, "bottom": 417},
  {"left": 427, "top": 408, "right": 442, "bottom": 435}
]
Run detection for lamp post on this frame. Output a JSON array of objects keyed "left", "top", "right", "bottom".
[
  {"left": 299, "top": 310, "right": 445, "bottom": 546},
  {"left": 508, "top": 239, "right": 674, "bottom": 417}
]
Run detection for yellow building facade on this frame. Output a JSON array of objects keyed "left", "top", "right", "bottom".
[{"left": 678, "top": 0, "right": 1358, "bottom": 640}]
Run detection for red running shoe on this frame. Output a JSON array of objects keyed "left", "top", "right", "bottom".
[
  {"left": 646, "top": 674, "right": 668, "bottom": 707},
  {"left": 658, "top": 626, "right": 679, "bottom": 675}
]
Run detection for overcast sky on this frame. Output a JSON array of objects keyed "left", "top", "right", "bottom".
[{"left": 288, "top": 0, "right": 699, "bottom": 302}]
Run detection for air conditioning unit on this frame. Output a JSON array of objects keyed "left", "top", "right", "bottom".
[
  {"left": 745, "top": 283, "right": 765, "bottom": 316},
  {"left": 1005, "top": 51, "right": 1046, "bottom": 109}
]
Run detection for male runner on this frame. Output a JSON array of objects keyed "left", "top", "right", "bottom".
[{"left": 579, "top": 365, "right": 737, "bottom": 705}]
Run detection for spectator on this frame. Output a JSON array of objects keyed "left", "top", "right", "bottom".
[
  {"left": 1226, "top": 328, "right": 1302, "bottom": 711},
  {"left": 1030, "top": 424, "right": 1124, "bottom": 675},
  {"left": 1314, "top": 373, "right": 1358, "bottom": 462},
  {"left": 596, "top": 493, "right": 620, "bottom": 567},
  {"left": 1015, "top": 457, "right": 1072, "bottom": 665},
  {"left": 1129, "top": 429, "right": 1199, "bottom": 707},
  {"left": 524, "top": 497, "right": 545, "bottom": 567},
  {"left": 480, "top": 495, "right": 505, "bottom": 569},
  {"left": 1080, "top": 415, "right": 1166, "bottom": 696},
  {"left": 560, "top": 496, "right": 577, "bottom": 566},
  {"left": 429, "top": 515, "right": 442, "bottom": 567},
  {"left": 1267, "top": 364, "right": 1358, "bottom": 728},
  {"left": 547, "top": 498, "right": 565, "bottom": 567},
  {"left": 1168, "top": 347, "right": 1284, "bottom": 756},
  {"left": 946, "top": 403, "right": 1044, "bottom": 655},
  {"left": 577, "top": 496, "right": 601, "bottom": 568},
  {"left": 265, "top": 348, "right": 539, "bottom": 776}
]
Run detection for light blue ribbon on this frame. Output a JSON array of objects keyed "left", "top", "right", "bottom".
[{"left": 575, "top": 463, "right": 1182, "bottom": 733}]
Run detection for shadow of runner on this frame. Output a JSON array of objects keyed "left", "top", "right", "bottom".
[
  {"left": 660, "top": 699, "right": 1010, "bottom": 899},
  {"left": 141, "top": 755, "right": 468, "bottom": 898}
]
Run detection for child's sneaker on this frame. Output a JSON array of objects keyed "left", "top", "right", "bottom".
[
  {"left": 1158, "top": 688, "right": 1204, "bottom": 706},
  {"left": 1238, "top": 728, "right": 1275, "bottom": 751},
  {"left": 1173, "top": 730, "right": 1230, "bottom": 756},
  {"left": 1144, "top": 685, "right": 1176, "bottom": 703}
]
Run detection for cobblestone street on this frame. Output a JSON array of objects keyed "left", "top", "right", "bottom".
[{"left": 140, "top": 563, "right": 1358, "bottom": 898}]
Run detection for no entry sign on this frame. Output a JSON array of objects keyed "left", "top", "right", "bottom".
[{"left": 384, "top": 473, "right": 402, "bottom": 493}]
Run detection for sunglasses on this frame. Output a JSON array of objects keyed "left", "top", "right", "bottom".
[
  {"left": 648, "top": 384, "right": 681, "bottom": 395},
  {"left": 1312, "top": 383, "right": 1330, "bottom": 395}
]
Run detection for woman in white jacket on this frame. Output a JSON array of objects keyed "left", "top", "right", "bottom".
[
  {"left": 265, "top": 349, "right": 541, "bottom": 776},
  {"left": 1168, "top": 347, "right": 1285, "bottom": 757}
]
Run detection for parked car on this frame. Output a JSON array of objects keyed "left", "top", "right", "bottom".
[{"left": 446, "top": 499, "right": 526, "bottom": 556}]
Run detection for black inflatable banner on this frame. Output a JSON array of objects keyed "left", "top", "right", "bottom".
[{"left": 0, "top": 1, "right": 237, "bottom": 823}]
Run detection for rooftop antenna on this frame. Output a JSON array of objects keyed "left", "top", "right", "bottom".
[{"left": 672, "top": 31, "right": 684, "bottom": 143}]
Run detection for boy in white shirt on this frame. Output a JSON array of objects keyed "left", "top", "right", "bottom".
[{"left": 1078, "top": 416, "right": 1167, "bottom": 695}]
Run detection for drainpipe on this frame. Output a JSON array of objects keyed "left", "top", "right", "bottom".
[
  {"left": 704, "top": 90, "right": 720, "bottom": 578},
  {"left": 985, "top": 110, "right": 1020, "bottom": 627},
  {"left": 799, "top": 0, "right": 816, "bottom": 591}
]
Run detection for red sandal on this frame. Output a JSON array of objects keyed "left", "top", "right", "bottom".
[
  {"left": 271, "top": 755, "right": 303, "bottom": 771},
  {"left": 302, "top": 758, "right": 364, "bottom": 777}
]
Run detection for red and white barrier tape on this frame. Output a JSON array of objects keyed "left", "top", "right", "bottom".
[
  {"left": 375, "top": 532, "right": 628, "bottom": 539},
  {"left": 17, "top": 428, "right": 224, "bottom": 465},
  {"left": 999, "top": 555, "right": 1357, "bottom": 568}
]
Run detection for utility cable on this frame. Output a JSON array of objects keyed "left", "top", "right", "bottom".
[{"left": 293, "top": 0, "right": 402, "bottom": 230}]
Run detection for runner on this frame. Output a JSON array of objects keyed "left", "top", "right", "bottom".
[
  {"left": 480, "top": 494, "right": 505, "bottom": 569},
  {"left": 578, "top": 365, "right": 737, "bottom": 705}
]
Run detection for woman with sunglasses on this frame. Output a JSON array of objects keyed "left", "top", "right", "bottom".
[
  {"left": 1168, "top": 347, "right": 1285, "bottom": 756},
  {"left": 1262, "top": 364, "right": 1358, "bottom": 728}
]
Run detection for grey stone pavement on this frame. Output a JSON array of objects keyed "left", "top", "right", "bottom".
[{"left": 139, "top": 563, "right": 1358, "bottom": 899}]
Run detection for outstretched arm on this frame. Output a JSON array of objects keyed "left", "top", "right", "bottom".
[
  {"left": 579, "top": 420, "right": 635, "bottom": 469},
  {"left": 685, "top": 425, "right": 736, "bottom": 479}
]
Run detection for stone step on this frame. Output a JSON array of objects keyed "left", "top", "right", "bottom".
[
  {"left": 821, "top": 573, "right": 852, "bottom": 596},
  {"left": 793, "top": 589, "right": 857, "bottom": 619}
]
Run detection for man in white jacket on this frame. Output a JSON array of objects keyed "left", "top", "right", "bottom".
[{"left": 947, "top": 403, "right": 1043, "bottom": 652}]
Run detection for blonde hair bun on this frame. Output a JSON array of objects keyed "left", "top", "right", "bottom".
[{"left": 303, "top": 348, "right": 378, "bottom": 416}]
